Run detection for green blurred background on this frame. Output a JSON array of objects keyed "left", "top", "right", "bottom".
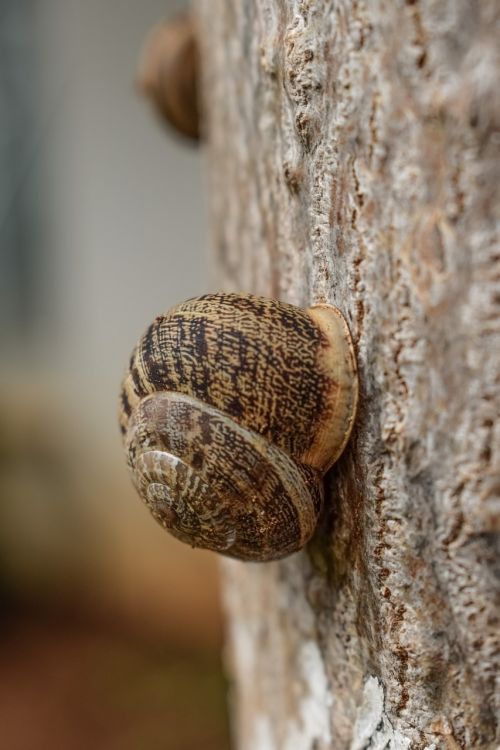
[{"left": 0, "top": 1, "right": 230, "bottom": 747}]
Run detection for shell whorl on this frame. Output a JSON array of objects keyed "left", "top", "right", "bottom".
[
  {"left": 126, "top": 392, "right": 322, "bottom": 561},
  {"left": 120, "top": 293, "right": 358, "bottom": 561}
]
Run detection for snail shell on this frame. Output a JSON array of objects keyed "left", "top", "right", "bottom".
[
  {"left": 138, "top": 13, "right": 200, "bottom": 141},
  {"left": 119, "top": 293, "right": 358, "bottom": 561}
]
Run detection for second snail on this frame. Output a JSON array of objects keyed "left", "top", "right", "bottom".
[{"left": 119, "top": 293, "right": 358, "bottom": 561}]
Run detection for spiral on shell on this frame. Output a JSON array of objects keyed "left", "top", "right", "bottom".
[{"left": 119, "top": 293, "right": 358, "bottom": 561}]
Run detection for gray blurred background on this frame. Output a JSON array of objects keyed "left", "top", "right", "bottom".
[{"left": 0, "top": 1, "right": 228, "bottom": 747}]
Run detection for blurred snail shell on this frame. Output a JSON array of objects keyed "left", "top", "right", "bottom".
[
  {"left": 138, "top": 13, "right": 200, "bottom": 141},
  {"left": 119, "top": 293, "right": 358, "bottom": 561}
]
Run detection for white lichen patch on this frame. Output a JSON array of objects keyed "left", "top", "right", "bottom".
[
  {"left": 252, "top": 715, "right": 276, "bottom": 750},
  {"left": 350, "top": 676, "right": 411, "bottom": 750},
  {"left": 283, "top": 640, "right": 332, "bottom": 750}
]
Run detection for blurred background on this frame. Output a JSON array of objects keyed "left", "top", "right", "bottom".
[{"left": 0, "top": 0, "right": 230, "bottom": 748}]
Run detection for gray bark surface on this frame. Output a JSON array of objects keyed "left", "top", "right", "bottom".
[{"left": 195, "top": 2, "right": 500, "bottom": 748}]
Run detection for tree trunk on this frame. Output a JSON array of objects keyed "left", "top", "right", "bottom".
[{"left": 195, "top": 2, "right": 500, "bottom": 748}]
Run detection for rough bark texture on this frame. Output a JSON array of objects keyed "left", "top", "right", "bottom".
[{"left": 195, "top": 2, "right": 500, "bottom": 748}]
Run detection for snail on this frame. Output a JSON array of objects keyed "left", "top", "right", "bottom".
[
  {"left": 119, "top": 293, "right": 358, "bottom": 561},
  {"left": 138, "top": 13, "right": 200, "bottom": 141}
]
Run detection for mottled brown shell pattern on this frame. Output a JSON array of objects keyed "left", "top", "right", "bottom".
[{"left": 119, "top": 293, "right": 358, "bottom": 561}]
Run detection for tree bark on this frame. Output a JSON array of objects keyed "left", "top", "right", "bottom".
[{"left": 195, "top": 1, "right": 500, "bottom": 748}]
